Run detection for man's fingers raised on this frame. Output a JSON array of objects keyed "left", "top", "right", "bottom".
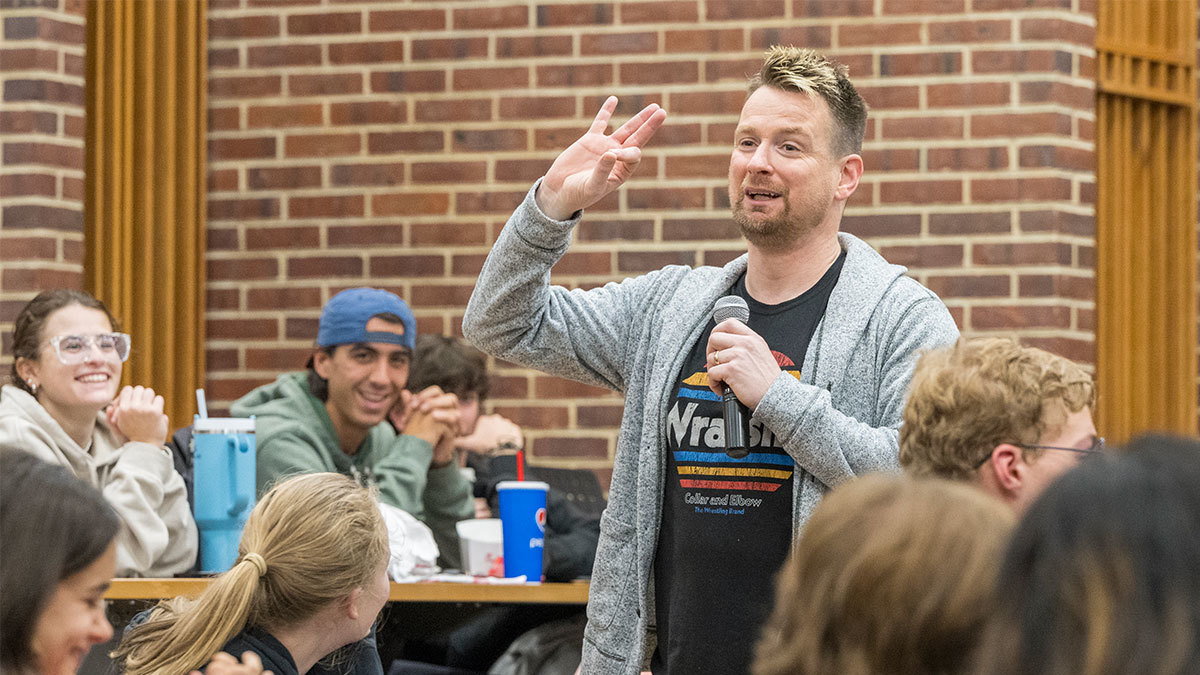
[{"left": 587, "top": 96, "right": 618, "bottom": 135}]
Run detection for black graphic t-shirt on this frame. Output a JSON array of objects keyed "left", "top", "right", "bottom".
[{"left": 651, "top": 251, "right": 845, "bottom": 675}]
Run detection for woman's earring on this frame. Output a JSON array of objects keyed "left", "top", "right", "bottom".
[{"left": 27, "top": 381, "right": 38, "bottom": 395}]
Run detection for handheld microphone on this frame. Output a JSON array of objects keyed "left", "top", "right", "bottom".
[{"left": 712, "top": 296, "right": 751, "bottom": 459}]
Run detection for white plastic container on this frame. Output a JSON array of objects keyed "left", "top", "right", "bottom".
[{"left": 456, "top": 517, "right": 504, "bottom": 576}]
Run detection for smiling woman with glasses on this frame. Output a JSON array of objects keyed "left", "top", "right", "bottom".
[{"left": 0, "top": 289, "right": 197, "bottom": 578}]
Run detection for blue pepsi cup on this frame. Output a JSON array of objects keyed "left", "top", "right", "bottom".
[
  {"left": 497, "top": 481, "right": 549, "bottom": 582},
  {"left": 192, "top": 416, "right": 256, "bottom": 573}
]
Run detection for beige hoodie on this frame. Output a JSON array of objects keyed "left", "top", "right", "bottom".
[{"left": 0, "top": 384, "right": 198, "bottom": 577}]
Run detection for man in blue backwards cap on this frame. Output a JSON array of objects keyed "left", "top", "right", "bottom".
[{"left": 232, "top": 287, "right": 473, "bottom": 566}]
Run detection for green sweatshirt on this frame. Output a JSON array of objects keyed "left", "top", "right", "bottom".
[{"left": 230, "top": 371, "right": 472, "bottom": 566}]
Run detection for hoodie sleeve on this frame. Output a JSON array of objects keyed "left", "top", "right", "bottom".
[
  {"left": 753, "top": 295, "right": 959, "bottom": 489},
  {"left": 101, "top": 438, "right": 199, "bottom": 577},
  {"left": 255, "top": 429, "right": 341, "bottom": 497}
]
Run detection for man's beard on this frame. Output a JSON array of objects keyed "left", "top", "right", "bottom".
[{"left": 731, "top": 194, "right": 824, "bottom": 251}]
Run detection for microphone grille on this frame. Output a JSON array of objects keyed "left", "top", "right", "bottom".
[{"left": 713, "top": 295, "right": 749, "bottom": 324}]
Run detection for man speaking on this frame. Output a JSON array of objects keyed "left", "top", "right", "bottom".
[{"left": 463, "top": 47, "right": 959, "bottom": 675}]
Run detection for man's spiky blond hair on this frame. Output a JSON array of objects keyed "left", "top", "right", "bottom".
[{"left": 748, "top": 46, "right": 868, "bottom": 156}]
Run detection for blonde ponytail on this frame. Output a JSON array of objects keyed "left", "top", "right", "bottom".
[{"left": 114, "top": 473, "right": 389, "bottom": 675}]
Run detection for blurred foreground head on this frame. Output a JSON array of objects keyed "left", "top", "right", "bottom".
[
  {"left": 976, "top": 434, "right": 1200, "bottom": 675},
  {"left": 753, "top": 474, "right": 1014, "bottom": 675}
]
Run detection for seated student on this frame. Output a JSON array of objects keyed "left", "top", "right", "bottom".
[
  {"left": 231, "top": 288, "right": 473, "bottom": 567},
  {"left": 899, "top": 337, "right": 1101, "bottom": 512},
  {"left": 115, "top": 472, "right": 390, "bottom": 675},
  {"left": 752, "top": 474, "right": 1014, "bottom": 675},
  {"left": 976, "top": 434, "right": 1200, "bottom": 675},
  {"left": 0, "top": 289, "right": 197, "bottom": 577}
]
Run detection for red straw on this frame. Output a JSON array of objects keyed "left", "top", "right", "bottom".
[{"left": 516, "top": 450, "right": 525, "bottom": 481}]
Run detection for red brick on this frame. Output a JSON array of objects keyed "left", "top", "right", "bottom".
[
  {"left": 209, "top": 75, "right": 282, "bottom": 98},
  {"left": 4, "top": 16, "right": 83, "bottom": 44},
  {"left": 287, "top": 12, "right": 361, "bottom": 35},
  {"left": 453, "top": 67, "right": 529, "bottom": 91},
  {"left": 368, "top": 131, "right": 444, "bottom": 154},
  {"left": 705, "top": 57, "right": 767, "bottom": 84},
  {"left": 415, "top": 98, "right": 492, "bottom": 123},
  {"left": 581, "top": 32, "right": 657, "bottom": 55},
  {"left": 290, "top": 73, "right": 363, "bottom": 97},
  {"left": 452, "top": 129, "right": 526, "bottom": 152},
  {"left": 4, "top": 79, "right": 84, "bottom": 106},
  {"left": 451, "top": 254, "right": 487, "bottom": 276},
  {"left": 247, "top": 104, "right": 323, "bottom": 128},
  {"left": 61, "top": 177, "right": 82, "bottom": 201},
  {"left": 663, "top": 153, "right": 727, "bottom": 179},
  {"left": 1021, "top": 337, "right": 1093, "bottom": 366},
  {"left": 456, "top": 191, "right": 526, "bottom": 215},
  {"left": 1018, "top": 145, "right": 1093, "bottom": 171},
  {"left": 0, "top": 267, "right": 80, "bottom": 291},
  {"left": 547, "top": 252, "right": 610, "bottom": 276},
  {"left": 1019, "top": 81, "right": 1092, "bottom": 110},
  {"left": 244, "top": 348, "right": 314, "bottom": 371},
  {"left": 285, "top": 133, "right": 360, "bottom": 157},
  {"left": 331, "top": 163, "right": 405, "bottom": 187},
  {"left": 971, "top": 177, "right": 1072, "bottom": 203},
  {"left": 974, "top": 242, "right": 1073, "bottom": 266},
  {"left": 618, "top": 250, "right": 696, "bottom": 273},
  {"left": 452, "top": 5, "right": 528, "bottom": 30},
  {"left": 369, "top": 254, "right": 445, "bottom": 277},
  {"left": 659, "top": 218, "right": 735, "bottom": 241},
  {"left": 620, "top": 61, "right": 699, "bottom": 85},
  {"left": 209, "top": 16, "right": 280, "bottom": 39},
  {"left": 621, "top": 1, "right": 698, "bottom": 23},
  {"left": 497, "top": 35, "right": 573, "bottom": 58},
  {"left": 1019, "top": 274, "right": 1094, "bottom": 303},
  {"left": 1019, "top": 210, "right": 1093, "bottom": 237},
  {"left": 64, "top": 114, "right": 84, "bottom": 138},
  {"left": 499, "top": 96, "right": 575, "bottom": 121},
  {"left": 929, "top": 20, "right": 1011, "bottom": 43},
  {"left": 748, "top": 26, "right": 831, "bottom": 50},
  {"left": 411, "top": 161, "right": 486, "bottom": 184},
  {"left": 881, "top": 116, "right": 964, "bottom": 140},
  {"left": 409, "top": 284, "right": 475, "bottom": 308},
  {"left": 665, "top": 28, "right": 743, "bottom": 53},
  {"left": 411, "top": 222, "right": 487, "bottom": 246},
  {"left": 246, "top": 226, "right": 320, "bottom": 251},
  {"left": 856, "top": 85, "right": 920, "bottom": 110},
  {"left": 205, "top": 378, "right": 273, "bottom": 402},
  {"left": 247, "top": 44, "right": 320, "bottom": 68},
  {"left": 248, "top": 166, "right": 322, "bottom": 190},
  {"left": 289, "top": 195, "right": 364, "bottom": 219},
  {"left": 1020, "top": 17, "right": 1092, "bottom": 45},
  {"left": 927, "top": 146, "right": 1009, "bottom": 171},
  {"left": 206, "top": 258, "right": 279, "bottom": 281},
  {"left": 882, "top": 0, "right": 964, "bottom": 13},
  {"left": 0, "top": 236, "right": 56, "bottom": 260},
  {"left": 370, "top": 70, "right": 445, "bottom": 93},
  {"left": 972, "top": 305, "right": 1071, "bottom": 330},
  {"left": 626, "top": 187, "right": 706, "bottom": 211},
  {"left": 411, "top": 37, "right": 487, "bottom": 61},
  {"left": 972, "top": 112, "right": 1072, "bottom": 138},
  {"left": 535, "top": 377, "right": 612, "bottom": 399},
  {"left": 925, "top": 274, "right": 1011, "bottom": 298},
  {"left": 329, "top": 41, "right": 406, "bottom": 65},
  {"left": 209, "top": 47, "right": 239, "bottom": 69},
  {"left": 670, "top": 90, "right": 745, "bottom": 115},
  {"left": 880, "top": 180, "right": 963, "bottom": 205},
  {"left": 973, "top": 49, "right": 1072, "bottom": 75},
  {"left": 535, "top": 126, "right": 588, "bottom": 151},
  {"left": 577, "top": 405, "right": 624, "bottom": 428},
  {"left": 327, "top": 224, "right": 406, "bottom": 247},
  {"left": 285, "top": 318, "right": 320, "bottom": 340},
  {"left": 536, "top": 63, "right": 612, "bottom": 87},
  {"left": 493, "top": 159, "right": 551, "bottom": 183},
  {"left": 839, "top": 23, "right": 921, "bottom": 47},
  {"left": 208, "top": 169, "right": 239, "bottom": 193},
  {"left": 0, "top": 110, "right": 56, "bottom": 134},
  {"left": 490, "top": 375, "right": 529, "bottom": 399},
  {"left": 2, "top": 142, "right": 81, "bottom": 170},
  {"left": 287, "top": 255, "right": 363, "bottom": 278},
  {"left": 207, "top": 228, "right": 239, "bottom": 252},
  {"left": 928, "top": 82, "right": 1010, "bottom": 107},
  {"left": 842, "top": 214, "right": 921, "bottom": 238},
  {"left": 861, "top": 148, "right": 919, "bottom": 172},
  {"left": 879, "top": 244, "right": 964, "bottom": 268},
  {"left": 880, "top": 51, "right": 962, "bottom": 76},
  {"left": 368, "top": 9, "right": 445, "bottom": 32},
  {"left": 531, "top": 437, "right": 610, "bottom": 460},
  {"left": 331, "top": 101, "right": 407, "bottom": 125},
  {"left": 0, "top": 173, "right": 55, "bottom": 197},
  {"left": 63, "top": 52, "right": 83, "bottom": 77},
  {"left": 247, "top": 286, "right": 323, "bottom": 310},
  {"left": 928, "top": 212, "right": 1012, "bottom": 235},
  {"left": 492, "top": 405, "right": 571, "bottom": 429},
  {"left": 706, "top": 0, "right": 785, "bottom": 20},
  {"left": 973, "top": 0, "right": 1071, "bottom": 9},
  {"left": 0, "top": 48, "right": 58, "bottom": 71},
  {"left": 373, "top": 192, "right": 450, "bottom": 216},
  {"left": 208, "top": 198, "right": 280, "bottom": 220},
  {"left": 537, "top": 3, "right": 612, "bottom": 26},
  {"left": 209, "top": 107, "right": 240, "bottom": 131},
  {"left": 206, "top": 348, "right": 238, "bottom": 372},
  {"left": 248, "top": 0, "right": 323, "bottom": 6}
]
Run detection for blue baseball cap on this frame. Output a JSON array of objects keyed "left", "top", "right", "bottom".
[{"left": 317, "top": 288, "right": 416, "bottom": 350}]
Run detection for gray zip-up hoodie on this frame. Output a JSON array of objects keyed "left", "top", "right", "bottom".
[{"left": 463, "top": 183, "right": 960, "bottom": 674}]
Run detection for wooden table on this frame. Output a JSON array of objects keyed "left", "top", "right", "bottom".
[{"left": 106, "top": 578, "right": 590, "bottom": 605}]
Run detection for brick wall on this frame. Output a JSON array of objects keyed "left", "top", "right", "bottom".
[
  {"left": 203, "top": 0, "right": 1097, "bottom": 489},
  {"left": 0, "top": 0, "right": 87, "bottom": 369}
]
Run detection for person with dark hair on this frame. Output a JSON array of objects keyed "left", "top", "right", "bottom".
[
  {"left": 976, "top": 434, "right": 1200, "bottom": 675},
  {"left": 231, "top": 288, "right": 472, "bottom": 567},
  {"left": 462, "top": 46, "right": 959, "bottom": 673},
  {"left": 0, "top": 289, "right": 197, "bottom": 577},
  {"left": 1, "top": 449, "right": 121, "bottom": 675},
  {"left": 753, "top": 474, "right": 1014, "bottom": 675}
]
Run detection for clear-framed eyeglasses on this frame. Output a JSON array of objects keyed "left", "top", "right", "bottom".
[
  {"left": 46, "top": 333, "right": 131, "bottom": 365},
  {"left": 974, "top": 436, "right": 1107, "bottom": 468}
]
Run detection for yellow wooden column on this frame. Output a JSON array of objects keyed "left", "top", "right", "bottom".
[
  {"left": 1095, "top": 0, "right": 1199, "bottom": 441},
  {"left": 86, "top": 0, "right": 207, "bottom": 429}
]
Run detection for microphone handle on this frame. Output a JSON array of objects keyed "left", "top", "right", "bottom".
[{"left": 722, "top": 385, "right": 750, "bottom": 459}]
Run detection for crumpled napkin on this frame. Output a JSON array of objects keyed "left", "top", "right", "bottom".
[{"left": 378, "top": 502, "right": 440, "bottom": 580}]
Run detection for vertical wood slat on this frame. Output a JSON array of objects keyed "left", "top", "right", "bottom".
[
  {"left": 1095, "top": 0, "right": 1199, "bottom": 442},
  {"left": 85, "top": 0, "right": 207, "bottom": 433}
]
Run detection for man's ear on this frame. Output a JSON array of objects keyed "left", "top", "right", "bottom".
[
  {"left": 834, "top": 153, "right": 863, "bottom": 202},
  {"left": 988, "top": 443, "right": 1026, "bottom": 492},
  {"left": 313, "top": 349, "right": 333, "bottom": 379}
]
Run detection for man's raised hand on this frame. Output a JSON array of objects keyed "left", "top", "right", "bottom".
[{"left": 535, "top": 96, "right": 667, "bottom": 221}]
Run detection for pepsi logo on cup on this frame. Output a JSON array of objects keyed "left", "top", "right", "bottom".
[{"left": 535, "top": 507, "right": 547, "bottom": 532}]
